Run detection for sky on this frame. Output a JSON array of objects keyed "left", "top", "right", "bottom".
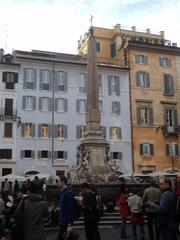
[{"left": 0, "top": 0, "right": 179, "bottom": 54}]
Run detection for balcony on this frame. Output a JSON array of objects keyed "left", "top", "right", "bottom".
[
  {"left": 0, "top": 108, "right": 17, "bottom": 120},
  {"left": 161, "top": 125, "right": 179, "bottom": 136}
]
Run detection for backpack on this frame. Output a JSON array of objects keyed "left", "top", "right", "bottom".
[{"left": 73, "top": 197, "right": 81, "bottom": 220}]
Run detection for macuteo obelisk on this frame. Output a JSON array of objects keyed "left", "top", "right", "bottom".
[{"left": 81, "top": 26, "right": 110, "bottom": 177}]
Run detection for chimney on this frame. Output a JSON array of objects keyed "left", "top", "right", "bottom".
[
  {"left": 172, "top": 43, "right": 177, "bottom": 47},
  {"left": 146, "top": 28, "right": 150, "bottom": 34},
  {"left": 0, "top": 48, "right": 4, "bottom": 62}
]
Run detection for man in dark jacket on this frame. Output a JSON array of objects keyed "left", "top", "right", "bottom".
[
  {"left": 13, "top": 181, "right": 48, "bottom": 240},
  {"left": 56, "top": 176, "right": 74, "bottom": 240},
  {"left": 81, "top": 182, "right": 101, "bottom": 240},
  {"left": 150, "top": 178, "right": 176, "bottom": 240}
]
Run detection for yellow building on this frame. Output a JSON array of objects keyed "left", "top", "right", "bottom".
[{"left": 78, "top": 24, "right": 180, "bottom": 173}]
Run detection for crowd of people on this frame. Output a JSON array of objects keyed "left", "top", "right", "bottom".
[{"left": 0, "top": 175, "right": 179, "bottom": 240}]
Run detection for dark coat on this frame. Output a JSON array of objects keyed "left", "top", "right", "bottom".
[
  {"left": 14, "top": 194, "right": 48, "bottom": 240},
  {"left": 118, "top": 193, "right": 129, "bottom": 219}
]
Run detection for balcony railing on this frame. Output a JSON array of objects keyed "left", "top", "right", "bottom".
[
  {"left": 161, "top": 125, "right": 179, "bottom": 136},
  {"left": 0, "top": 108, "right": 17, "bottom": 120}
]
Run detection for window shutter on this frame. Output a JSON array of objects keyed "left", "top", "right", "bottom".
[
  {"left": 118, "top": 127, "right": 121, "bottom": 140},
  {"left": 39, "top": 97, "right": 42, "bottom": 111},
  {"left": 21, "top": 123, "right": 25, "bottom": 137},
  {"left": 169, "top": 76, "right": 174, "bottom": 95},
  {"left": 135, "top": 55, "right": 139, "bottom": 63},
  {"left": 48, "top": 151, "right": 51, "bottom": 159},
  {"left": 32, "top": 150, "right": 35, "bottom": 159},
  {"left": 76, "top": 100, "right": 80, "bottom": 113},
  {"left": 49, "top": 98, "right": 52, "bottom": 111},
  {"left": 31, "top": 124, "right": 35, "bottom": 137},
  {"left": 53, "top": 151, "right": 57, "bottom": 160},
  {"left": 164, "top": 74, "right": 169, "bottom": 94},
  {"left": 39, "top": 70, "right": 43, "bottom": 90},
  {"left": 136, "top": 72, "right": 140, "bottom": 86},
  {"left": 173, "top": 109, "right": 178, "bottom": 126},
  {"left": 33, "top": 69, "right": 37, "bottom": 89},
  {"left": 54, "top": 71, "right": 58, "bottom": 92},
  {"left": 137, "top": 107, "right": 141, "bottom": 125},
  {"left": 149, "top": 108, "right": 153, "bottom": 125},
  {"left": 63, "top": 72, "right": 68, "bottom": 92},
  {"left": 23, "top": 69, "right": 27, "bottom": 89},
  {"left": 110, "top": 43, "right": 116, "bottom": 58},
  {"left": 146, "top": 73, "right": 150, "bottom": 87},
  {"left": 33, "top": 97, "right": 36, "bottom": 110},
  {"left": 118, "top": 152, "right": 122, "bottom": 160},
  {"left": 109, "top": 127, "right": 112, "bottom": 139},
  {"left": 101, "top": 126, "right": 106, "bottom": 138},
  {"left": 77, "top": 126, "right": 80, "bottom": 139},
  {"left": 166, "top": 144, "right": 169, "bottom": 155},
  {"left": 49, "top": 70, "right": 53, "bottom": 91},
  {"left": 144, "top": 56, "right": 148, "bottom": 64},
  {"left": 22, "top": 96, "right": 26, "bottom": 109},
  {"left": 38, "top": 124, "right": 41, "bottom": 138},
  {"left": 108, "top": 76, "right": 112, "bottom": 96},
  {"left": 140, "top": 144, "right": 143, "bottom": 155},
  {"left": 48, "top": 124, "right": 52, "bottom": 138},
  {"left": 84, "top": 74, "right": 87, "bottom": 93},
  {"left": 164, "top": 108, "right": 168, "bottom": 125},
  {"left": 150, "top": 144, "right": 154, "bottom": 155},
  {"left": 55, "top": 99, "right": 58, "bottom": 111},
  {"left": 64, "top": 99, "right": 67, "bottom": 112},
  {"left": 116, "top": 76, "right": 120, "bottom": 96},
  {"left": 168, "top": 59, "right": 172, "bottom": 67},
  {"left": 175, "top": 144, "right": 179, "bottom": 156},
  {"left": 64, "top": 125, "right": 68, "bottom": 138},
  {"left": 159, "top": 58, "right": 163, "bottom": 66},
  {"left": 38, "top": 150, "right": 41, "bottom": 159},
  {"left": 64, "top": 151, "right": 68, "bottom": 159},
  {"left": 21, "top": 150, "right": 24, "bottom": 159}
]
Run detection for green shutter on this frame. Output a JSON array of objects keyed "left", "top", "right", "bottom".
[
  {"left": 136, "top": 72, "right": 140, "bottom": 86},
  {"left": 108, "top": 76, "right": 112, "bottom": 96},
  {"left": 166, "top": 144, "right": 169, "bottom": 155},
  {"left": 175, "top": 144, "right": 179, "bottom": 156},
  {"left": 137, "top": 107, "right": 141, "bottom": 125},
  {"left": 111, "top": 43, "right": 116, "bottom": 58},
  {"left": 150, "top": 144, "right": 154, "bottom": 155},
  {"left": 149, "top": 108, "right": 153, "bottom": 125},
  {"left": 140, "top": 144, "right": 143, "bottom": 155}
]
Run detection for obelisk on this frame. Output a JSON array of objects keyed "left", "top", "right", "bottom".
[{"left": 81, "top": 26, "right": 110, "bottom": 176}]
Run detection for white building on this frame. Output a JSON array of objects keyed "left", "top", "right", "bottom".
[{"left": 0, "top": 49, "right": 132, "bottom": 177}]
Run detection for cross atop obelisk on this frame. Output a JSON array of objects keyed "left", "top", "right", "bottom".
[{"left": 90, "top": 14, "right": 93, "bottom": 27}]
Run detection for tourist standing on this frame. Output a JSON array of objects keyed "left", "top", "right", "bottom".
[
  {"left": 143, "top": 180, "right": 161, "bottom": 240},
  {"left": 56, "top": 176, "right": 74, "bottom": 240},
  {"left": 13, "top": 181, "right": 48, "bottom": 240},
  {"left": 128, "top": 190, "right": 144, "bottom": 240},
  {"left": 150, "top": 178, "right": 177, "bottom": 240},
  {"left": 2, "top": 179, "right": 10, "bottom": 205},
  {"left": 81, "top": 182, "right": 101, "bottom": 240},
  {"left": 117, "top": 185, "right": 129, "bottom": 239}
]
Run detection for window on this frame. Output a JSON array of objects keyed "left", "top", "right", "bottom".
[
  {"left": 111, "top": 42, "right": 116, "bottom": 58},
  {"left": 39, "top": 124, "right": 51, "bottom": 138},
  {"left": 38, "top": 150, "right": 50, "bottom": 159},
  {"left": 22, "top": 96, "right": 36, "bottom": 111},
  {"left": 4, "top": 123, "right": 12, "bottom": 138},
  {"left": 77, "top": 125, "right": 86, "bottom": 139},
  {"left": 57, "top": 151, "right": 68, "bottom": 160},
  {"left": 2, "top": 72, "right": 18, "bottom": 89},
  {"left": 110, "top": 127, "right": 121, "bottom": 140},
  {"left": 160, "top": 58, "right": 172, "bottom": 67},
  {"left": 55, "top": 124, "right": 67, "bottom": 138},
  {"left": 21, "top": 150, "right": 35, "bottom": 159},
  {"left": 40, "top": 69, "right": 52, "bottom": 90},
  {"left": 137, "top": 106, "right": 153, "bottom": 125},
  {"left": 111, "top": 152, "right": 122, "bottom": 160},
  {"left": 99, "top": 100, "right": 103, "bottom": 113},
  {"left": 140, "top": 143, "right": 154, "bottom": 156},
  {"left": 108, "top": 76, "right": 120, "bottom": 96},
  {"left": 112, "top": 102, "right": 120, "bottom": 114},
  {"left": 0, "top": 149, "right": 12, "bottom": 159},
  {"left": 166, "top": 144, "right": 178, "bottom": 156},
  {"left": 5, "top": 98, "right": 13, "bottom": 116},
  {"left": 55, "top": 98, "right": 67, "bottom": 112},
  {"left": 23, "top": 68, "right": 36, "bottom": 89},
  {"left": 136, "top": 72, "right": 150, "bottom": 87},
  {"left": 39, "top": 97, "right": 51, "bottom": 111},
  {"left": 76, "top": 99, "right": 86, "bottom": 113},
  {"left": 101, "top": 126, "right": 106, "bottom": 138},
  {"left": 55, "top": 71, "right": 67, "bottom": 92},
  {"left": 79, "top": 73, "right": 86, "bottom": 93},
  {"left": 96, "top": 41, "right": 101, "bottom": 52},
  {"left": 135, "top": 55, "right": 148, "bottom": 64},
  {"left": 98, "top": 74, "right": 103, "bottom": 94},
  {"left": 164, "top": 74, "right": 174, "bottom": 95},
  {"left": 165, "top": 108, "right": 177, "bottom": 127},
  {"left": 22, "top": 123, "right": 35, "bottom": 137}
]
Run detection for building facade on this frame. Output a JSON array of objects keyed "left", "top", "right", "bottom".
[
  {"left": 78, "top": 24, "right": 180, "bottom": 173},
  {"left": 0, "top": 49, "right": 132, "bottom": 176}
]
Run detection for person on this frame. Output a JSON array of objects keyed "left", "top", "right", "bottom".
[
  {"left": 150, "top": 178, "right": 177, "bottom": 240},
  {"left": 117, "top": 185, "right": 129, "bottom": 239},
  {"left": 143, "top": 180, "right": 161, "bottom": 240},
  {"left": 0, "top": 194, "right": 5, "bottom": 216},
  {"left": 13, "top": 181, "right": 48, "bottom": 240},
  {"left": 13, "top": 180, "right": 19, "bottom": 195},
  {"left": 81, "top": 182, "right": 101, "bottom": 240},
  {"left": 128, "top": 190, "right": 144, "bottom": 240},
  {"left": 56, "top": 176, "right": 74, "bottom": 240},
  {"left": 2, "top": 179, "right": 10, "bottom": 205}
]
